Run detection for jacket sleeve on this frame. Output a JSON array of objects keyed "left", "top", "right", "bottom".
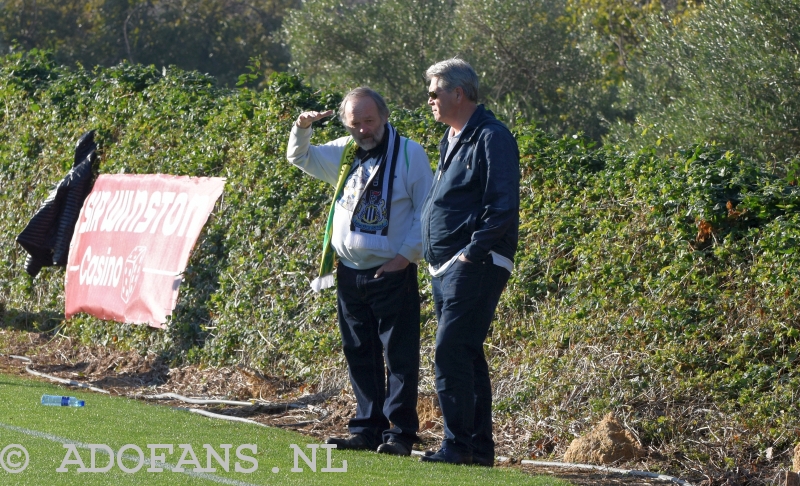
[
  {"left": 462, "top": 126, "right": 520, "bottom": 263},
  {"left": 286, "top": 124, "right": 349, "bottom": 186},
  {"left": 397, "top": 141, "right": 433, "bottom": 263}
]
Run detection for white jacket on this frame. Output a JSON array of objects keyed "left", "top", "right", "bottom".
[{"left": 287, "top": 124, "right": 433, "bottom": 270}]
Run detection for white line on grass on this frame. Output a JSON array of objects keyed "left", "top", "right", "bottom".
[{"left": 0, "top": 421, "right": 263, "bottom": 486}]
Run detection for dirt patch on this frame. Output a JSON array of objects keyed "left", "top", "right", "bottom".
[
  {"left": 0, "top": 330, "right": 693, "bottom": 485},
  {"left": 564, "top": 413, "right": 646, "bottom": 464}
]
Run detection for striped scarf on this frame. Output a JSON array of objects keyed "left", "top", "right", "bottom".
[{"left": 311, "top": 124, "right": 401, "bottom": 292}]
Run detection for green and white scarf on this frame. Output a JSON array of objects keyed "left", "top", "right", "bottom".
[{"left": 311, "top": 124, "right": 401, "bottom": 291}]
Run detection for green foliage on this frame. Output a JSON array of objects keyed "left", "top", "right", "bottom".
[
  {"left": 0, "top": 0, "right": 299, "bottom": 87},
  {"left": 609, "top": 0, "right": 800, "bottom": 165},
  {"left": 283, "top": 0, "right": 457, "bottom": 108},
  {"left": 455, "top": 0, "right": 626, "bottom": 140},
  {"left": 499, "top": 133, "right": 800, "bottom": 473},
  {"left": 283, "top": 0, "right": 656, "bottom": 141},
  {"left": 565, "top": 0, "right": 697, "bottom": 84},
  {"left": 3, "top": 49, "right": 800, "bottom": 477}
]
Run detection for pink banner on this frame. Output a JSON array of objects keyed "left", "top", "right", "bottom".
[{"left": 65, "top": 174, "right": 225, "bottom": 327}]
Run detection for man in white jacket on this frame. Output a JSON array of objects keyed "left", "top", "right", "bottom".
[{"left": 286, "top": 87, "right": 432, "bottom": 456}]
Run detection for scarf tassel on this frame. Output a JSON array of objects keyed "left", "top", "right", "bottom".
[{"left": 311, "top": 273, "right": 335, "bottom": 293}]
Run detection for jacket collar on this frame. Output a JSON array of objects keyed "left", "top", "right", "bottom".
[
  {"left": 459, "top": 104, "right": 494, "bottom": 143},
  {"left": 439, "top": 104, "right": 493, "bottom": 147},
  {"left": 438, "top": 105, "right": 495, "bottom": 167}
]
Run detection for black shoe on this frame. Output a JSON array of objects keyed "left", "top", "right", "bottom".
[
  {"left": 377, "top": 441, "right": 411, "bottom": 456},
  {"left": 325, "top": 434, "right": 377, "bottom": 451},
  {"left": 472, "top": 453, "right": 494, "bottom": 467},
  {"left": 419, "top": 448, "right": 472, "bottom": 465}
]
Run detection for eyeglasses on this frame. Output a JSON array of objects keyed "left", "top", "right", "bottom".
[{"left": 428, "top": 90, "right": 439, "bottom": 100}]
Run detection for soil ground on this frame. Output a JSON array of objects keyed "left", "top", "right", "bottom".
[{"left": 0, "top": 329, "right": 706, "bottom": 485}]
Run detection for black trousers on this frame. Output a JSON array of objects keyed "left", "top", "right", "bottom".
[
  {"left": 336, "top": 262, "right": 421, "bottom": 447},
  {"left": 431, "top": 258, "right": 510, "bottom": 457}
]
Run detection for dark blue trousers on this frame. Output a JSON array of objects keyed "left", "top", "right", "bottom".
[
  {"left": 431, "top": 258, "right": 510, "bottom": 457},
  {"left": 336, "top": 262, "right": 421, "bottom": 447}
]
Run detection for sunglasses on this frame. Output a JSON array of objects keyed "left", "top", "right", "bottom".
[{"left": 428, "top": 90, "right": 439, "bottom": 100}]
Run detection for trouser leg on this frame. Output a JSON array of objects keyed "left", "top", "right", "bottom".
[
  {"left": 432, "top": 259, "right": 509, "bottom": 455},
  {"left": 337, "top": 264, "right": 389, "bottom": 445},
  {"left": 336, "top": 263, "right": 421, "bottom": 447},
  {"left": 471, "top": 345, "right": 494, "bottom": 457},
  {"left": 368, "top": 264, "right": 421, "bottom": 446}
]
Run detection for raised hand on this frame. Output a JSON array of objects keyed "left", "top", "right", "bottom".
[{"left": 296, "top": 110, "right": 334, "bottom": 129}]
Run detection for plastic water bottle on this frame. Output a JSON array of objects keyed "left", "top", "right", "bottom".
[{"left": 41, "top": 394, "right": 85, "bottom": 407}]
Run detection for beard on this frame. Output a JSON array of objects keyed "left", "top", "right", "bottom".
[{"left": 347, "top": 123, "right": 385, "bottom": 151}]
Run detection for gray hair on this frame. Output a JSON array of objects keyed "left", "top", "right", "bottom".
[
  {"left": 338, "top": 87, "right": 390, "bottom": 124},
  {"left": 425, "top": 58, "right": 479, "bottom": 102}
]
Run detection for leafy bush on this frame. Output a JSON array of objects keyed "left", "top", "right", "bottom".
[
  {"left": 284, "top": 0, "right": 631, "bottom": 141},
  {"left": 0, "top": 0, "right": 299, "bottom": 87},
  {"left": 3, "top": 49, "right": 800, "bottom": 480},
  {"left": 608, "top": 0, "right": 800, "bottom": 166},
  {"left": 455, "top": 0, "right": 625, "bottom": 141},
  {"left": 283, "top": 0, "right": 457, "bottom": 108}
]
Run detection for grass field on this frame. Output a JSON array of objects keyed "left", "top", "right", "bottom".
[{"left": 0, "top": 374, "right": 566, "bottom": 485}]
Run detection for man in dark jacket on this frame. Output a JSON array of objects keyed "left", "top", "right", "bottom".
[{"left": 419, "top": 58, "right": 520, "bottom": 467}]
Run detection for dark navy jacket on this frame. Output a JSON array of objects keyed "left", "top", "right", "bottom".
[{"left": 421, "top": 105, "right": 520, "bottom": 267}]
